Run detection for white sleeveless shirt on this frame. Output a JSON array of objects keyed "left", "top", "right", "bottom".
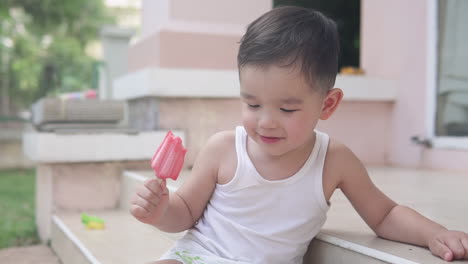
[{"left": 189, "top": 126, "right": 330, "bottom": 264}]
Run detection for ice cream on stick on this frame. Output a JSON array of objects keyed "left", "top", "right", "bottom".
[{"left": 151, "top": 131, "right": 187, "bottom": 180}]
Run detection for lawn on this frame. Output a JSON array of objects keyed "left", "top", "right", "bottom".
[{"left": 0, "top": 169, "right": 40, "bottom": 249}]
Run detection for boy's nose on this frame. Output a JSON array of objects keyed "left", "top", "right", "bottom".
[{"left": 258, "top": 112, "right": 278, "bottom": 129}]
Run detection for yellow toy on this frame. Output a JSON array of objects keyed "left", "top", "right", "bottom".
[{"left": 81, "top": 213, "right": 105, "bottom": 230}]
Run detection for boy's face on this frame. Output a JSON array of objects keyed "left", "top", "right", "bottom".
[{"left": 239, "top": 64, "right": 327, "bottom": 157}]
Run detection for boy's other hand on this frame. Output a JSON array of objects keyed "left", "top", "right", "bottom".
[
  {"left": 130, "top": 178, "right": 169, "bottom": 226},
  {"left": 428, "top": 230, "right": 468, "bottom": 261}
]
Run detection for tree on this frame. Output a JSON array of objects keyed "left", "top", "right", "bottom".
[{"left": 0, "top": 0, "right": 114, "bottom": 115}]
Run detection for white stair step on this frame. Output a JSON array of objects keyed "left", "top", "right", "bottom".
[
  {"left": 51, "top": 210, "right": 185, "bottom": 264},
  {"left": 51, "top": 209, "right": 390, "bottom": 264},
  {"left": 51, "top": 168, "right": 468, "bottom": 264},
  {"left": 49, "top": 209, "right": 401, "bottom": 264},
  {"left": 23, "top": 130, "right": 185, "bottom": 163}
]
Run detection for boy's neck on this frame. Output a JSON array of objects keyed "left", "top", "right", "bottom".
[{"left": 246, "top": 132, "right": 317, "bottom": 180}]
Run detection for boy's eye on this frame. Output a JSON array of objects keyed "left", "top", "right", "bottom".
[
  {"left": 280, "top": 108, "right": 298, "bottom": 113},
  {"left": 247, "top": 104, "right": 260, "bottom": 108}
]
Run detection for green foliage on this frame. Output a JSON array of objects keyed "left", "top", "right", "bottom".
[
  {"left": 0, "top": 169, "right": 39, "bottom": 249},
  {"left": 0, "top": 0, "right": 115, "bottom": 112},
  {"left": 274, "top": 0, "right": 361, "bottom": 68}
]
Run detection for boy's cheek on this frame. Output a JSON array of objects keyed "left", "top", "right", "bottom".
[
  {"left": 241, "top": 107, "right": 254, "bottom": 121},
  {"left": 242, "top": 114, "right": 255, "bottom": 129},
  {"left": 241, "top": 112, "right": 258, "bottom": 134}
]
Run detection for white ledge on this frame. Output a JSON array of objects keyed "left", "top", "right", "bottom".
[
  {"left": 114, "top": 68, "right": 240, "bottom": 100},
  {"left": 431, "top": 136, "right": 468, "bottom": 150},
  {"left": 52, "top": 216, "right": 101, "bottom": 264},
  {"left": 315, "top": 233, "right": 419, "bottom": 264},
  {"left": 335, "top": 75, "right": 397, "bottom": 102},
  {"left": 113, "top": 68, "right": 397, "bottom": 102},
  {"left": 23, "top": 130, "right": 184, "bottom": 163}
]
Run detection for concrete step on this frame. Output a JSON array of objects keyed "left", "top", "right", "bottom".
[
  {"left": 50, "top": 170, "right": 189, "bottom": 264},
  {"left": 0, "top": 244, "right": 60, "bottom": 264},
  {"left": 50, "top": 168, "right": 468, "bottom": 264},
  {"left": 50, "top": 210, "right": 395, "bottom": 264},
  {"left": 51, "top": 210, "right": 185, "bottom": 264}
]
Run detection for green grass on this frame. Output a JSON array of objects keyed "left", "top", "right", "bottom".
[{"left": 0, "top": 169, "right": 40, "bottom": 249}]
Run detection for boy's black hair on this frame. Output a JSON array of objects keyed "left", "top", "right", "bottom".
[{"left": 238, "top": 6, "right": 339, "bottom": 92}]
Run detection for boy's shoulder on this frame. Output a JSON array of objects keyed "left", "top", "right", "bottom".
[
  {"left": 323, "top": 137, "right": 364, "bottom": 187},
  {"left": 326, "top": 138, "right": 354, "bottom": 160},
  {"left": 192, "top": 130, "right": 236, "bottom": 180},
  {"left": 206, "top": 130, "right": 238, "bottom": 184},
  {"left": 207, "top": 129, "right": 236, "bottom": 144},
  {"left": 326, "top": 137, "right": 363, "bottom": 170},
  {"left": 203, "top": 129, "right": 236, "bottom": 156}
]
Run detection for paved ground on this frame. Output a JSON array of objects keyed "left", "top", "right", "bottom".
[{"left": 0, "top": 244, "right": 60, "bottom": 264}]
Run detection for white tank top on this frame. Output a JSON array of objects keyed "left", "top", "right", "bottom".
[{"left": 189, "top": 126, "right": 330, "bottom": 264}]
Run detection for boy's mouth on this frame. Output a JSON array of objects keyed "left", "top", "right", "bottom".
[{"left": 259, "top": 135, "right": 282, "bottom": 144}]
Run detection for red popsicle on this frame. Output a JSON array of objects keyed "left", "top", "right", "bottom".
[{"left": 151, "top": 131, "right": 187, "bottom": 180}]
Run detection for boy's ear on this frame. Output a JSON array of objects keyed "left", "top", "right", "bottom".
[{"left": 320, "top": 88, "right": 343, "bottom": 120}]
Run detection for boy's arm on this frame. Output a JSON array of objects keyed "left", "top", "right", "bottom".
[
  {"left": 143, "top": 131, "right": 231, "bottom": 232},
  {"left": 375, "top": 205, "right": 468, "bottom": 261},
  {"left": 173, "top": 131, "right": 233, "bottom": 223},
  {"left": 329, "top": 142, "right": 468, "bottom": 261}
]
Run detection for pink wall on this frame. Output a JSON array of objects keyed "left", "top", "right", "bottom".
[
  {"left": 133, "top": 0, "right": 271, "bottom": 72},
  {"left": 361, "top": 1, "right": 405, "bottom": 79},
  {"left": 361, "top": 0, "right": 429, "bottom": 167},
  {"left": 171, "top": 0, "right": 272, "bottom": 25},
  {"left": 128, "top": 32, "right": 161, "bottom": 72},
  {"left": 317, "top": 101, "right": 394, "bottom": 166},
  {"left": 362, "top": 0, "right": 468, "bottom": 171},
  {"left": 128, "top": 0, "right": 468, "bottom": 171},
  {"left": 129, "top": 31, "right": 239, "bottom": 72}
]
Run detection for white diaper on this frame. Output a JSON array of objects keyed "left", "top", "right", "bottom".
[{"left": 159, "top": 233, "right": 250, "bottom": 264}]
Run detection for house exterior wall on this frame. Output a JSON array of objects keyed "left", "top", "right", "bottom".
[
  {"left": 123, "top": 0, "right": 468, "bottom": 171},
  {"left": 362, "top": 0, "right": 468, "bottom": 170}
]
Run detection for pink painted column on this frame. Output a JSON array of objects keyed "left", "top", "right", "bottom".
[
  {"left": 123, "top": 1, "right": 272, "bottom": 166},
  {"left": 361, "top": 0, "right": 468, "bottom": 170},
  {"left": 361, "top": 0, "right": 429, "bottom": 167},
  {"left": 129, "top": 0, "right": 272, "bottom": 72}
]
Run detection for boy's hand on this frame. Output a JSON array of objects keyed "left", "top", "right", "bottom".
[
  {"left": 428, "top": 230, "right": 468, "bottom": 261},
  {"left": 130, "top": 178, "right": 169, "bottom": 226}
]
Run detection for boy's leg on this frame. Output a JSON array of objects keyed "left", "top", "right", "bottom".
[{"left": 147, "top": 260, "right": 182, "bottom": 264}]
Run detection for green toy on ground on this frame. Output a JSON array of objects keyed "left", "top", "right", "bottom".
[{"left": 81, "top": 213, "right": 105, "bottom": 230}]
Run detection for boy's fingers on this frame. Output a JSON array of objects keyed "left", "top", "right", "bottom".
[
  {"left": 130, "top": 204, "right": 149, "bottom": 218},
  {"left": 462, "top": 238, "right": 468, "bottom": 259},
  {"left": 137, "top": 187, "right": 160, "bottom": 206},
  {"left": 445, "top": 239, "right": 466, "bottom": 259},
  {"left": 134, "top": 193, "right": 158, "bottom": 211},
  {"left": 135, "top": 191, "right": 159, "bottom": 209},
  {"left": 144, "top": 178, "right": 167, "bottom": 198},
  {"left": 144, "top": 178, "right": 161, "bottom": 191},
  {"left": 431, "top": 240, "right": 453, "bottom": 261}
]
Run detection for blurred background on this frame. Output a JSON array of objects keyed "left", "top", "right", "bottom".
[
  {"left": 0, "top": 0, "right": 467, "bottom": 262},
  {"left": 0, "top": 0, "right": 140, "bottom": 250},
  {"left": 0, "top": 0, "right": 361, "bottom": 252},
  {"left": 0, "top": 0, "right": 140, "bottom": 121},
  {"left": 0, "top": 0, "right": 360, "bottom": 122}
]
